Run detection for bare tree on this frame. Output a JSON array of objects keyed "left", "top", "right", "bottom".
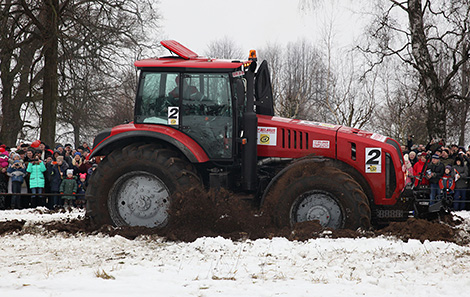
[
  {"left": 204, "top": 36, "right": 244, "bottom": 59},
  {"left": 371, "top": 59, "right": 428, "bottom": 143},
  {"left": 359, "top": 0, "right": 470, "bottom": 141},
  {"left": 0, "top": 1, "right": 43, "bottom": 146},
  {"left": 0, "top": 0, "right": 159, "bottom": 146},
  {"left": 276, "top": 39, "right": 328, "bottom": 120},
  {"left": 323, "top": 55, "right": 377, "bottom": 129},
  {"left": 317, "top": 10, "right": 376, "bottom": 129}
]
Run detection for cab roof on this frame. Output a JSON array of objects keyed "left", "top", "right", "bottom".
[{"left": 134, "top": 40, "right": 248, "bottom": 70}]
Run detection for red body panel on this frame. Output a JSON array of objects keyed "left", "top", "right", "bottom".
[
  {"left": 161, "top": 40, "right": 199, "bottom": 59},
  {"left": 336, "top": 127, "right": 405, "bottom": 205}
]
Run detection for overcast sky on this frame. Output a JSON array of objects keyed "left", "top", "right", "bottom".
[{"left": 157, "top": 0, "right": 368, "bottom": 57}]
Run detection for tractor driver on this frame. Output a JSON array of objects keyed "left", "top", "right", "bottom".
[{"left": 169, "top": 76, "right": 201, "bottom": 100}]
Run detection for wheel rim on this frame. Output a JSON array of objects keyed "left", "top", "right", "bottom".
[
  {"left": 290, "top": 190, "right": 343, "bottom": 229},
  {"left": 108, "top": 171, "right": 171, "bottom": 227}
]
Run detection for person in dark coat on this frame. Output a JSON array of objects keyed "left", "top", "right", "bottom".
[
  {"left": 452, "top": 156, "right": 468, "bottom": 211},
  {"left": 7, "top": 160, "right": 26, "bottom": 209},
  {"left": 76, "top": 173, "right": 87, "bottom": 209},
  {"left": 49, "top": 156, "right": 69, "bottom": 208},
  {"left": 426, "top": 154, "right": 445, "bottom": 205}
]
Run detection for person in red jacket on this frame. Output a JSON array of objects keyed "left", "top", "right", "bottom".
[{"left": 413, "top": 152, "right": 430, "bottom": 187}]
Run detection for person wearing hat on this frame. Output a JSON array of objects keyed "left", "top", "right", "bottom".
[
  {"left": 449, "top": 144, "right": 459, "bottom": 160},
  {"left": 440, "top": 148, "right": 453, "bottom": 167},
  {"left": 87, "top": 163, "right": 98, "bottom": 182},
  {"left": 55, "top": 144, "right": 65, "bottom": 157},
  {"left": 439, "top": 165, "right": 455, "bottom": 200},
  {"left": 426, "top": 154, "right": 445, "bottom": 205},
  {"left": 6, "top": 155, "right": 26, "bottom": 209},
  {"left": 62, "top": 144, "right": 73, "bottom": 167},
  {"left": 37, "top": 141, "right": 52, "bottom": 161},
  {"left": 60, "top": 169, "right": 77, "bottom": 207},
  {"left": 71, "top": 152, "right": 83, "bottom": 175}
]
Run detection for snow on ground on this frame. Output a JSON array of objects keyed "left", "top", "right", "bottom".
[{"left": 0, "top": 209, "right": 470, "bottom": 297}]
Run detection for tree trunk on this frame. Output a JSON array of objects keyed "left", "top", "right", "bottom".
[
  {"left": 39, "top": 0, "right": 59, "bottom": 146},
  {"left": 73, "top": 124, "right": 80, "bottom": 149},
  {"left": 0, "top": 100, "right": 24, "bottom": 146},
  {"left": 459, "top": 53, "right": 469, "bottom": 146},
  {"left": 408, "top": 0, "right": 447, "bottom": 140}
]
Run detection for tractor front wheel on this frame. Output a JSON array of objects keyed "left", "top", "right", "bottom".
[{"left": 86, "top": 143, "right": 200, "bottom": 228}]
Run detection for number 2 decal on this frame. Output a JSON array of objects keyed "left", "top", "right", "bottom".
[
  {"left": 365, "top": 148, "right": 382, "bottom": 173},
  {"left": 168, "top": 106, "right": 179, "bottom": 125}
]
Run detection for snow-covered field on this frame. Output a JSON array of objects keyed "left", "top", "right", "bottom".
[{"left": 1, "top": 209, "right": 470, "bottom": 297}]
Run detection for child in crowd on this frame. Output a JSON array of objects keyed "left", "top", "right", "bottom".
[
  {"left": 60, "top": 169, "right": 77, "bottom": 207},
  {"left": 439, "top": 165, "right": 455, "bottom": 200},
  {"left": 76, "top": 173, "right": 87, "bottom": 209}
]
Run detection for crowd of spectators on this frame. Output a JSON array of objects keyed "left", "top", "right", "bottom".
[
  {"left": 402, "top": 136, "right": 470, "bottom": 211},
  {"left": 0, "top": 140, "right": 98, "bottom": 210}
]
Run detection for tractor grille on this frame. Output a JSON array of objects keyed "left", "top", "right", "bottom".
[{"left": 280, "top": 128, "right": 309, "bottom": 150}]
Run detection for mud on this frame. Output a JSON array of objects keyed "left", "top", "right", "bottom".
[
  {"left": 0, "top": 219, "right": 25, "bottom": 235},
  {"left": 0, "top": 188, "right": 469, "bottom": 245}
]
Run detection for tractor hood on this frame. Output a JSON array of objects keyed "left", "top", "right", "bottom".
[
  {"left": 256, "top": 115, "right": 341, "bottom": 159},
  {"left": 256, "top": 115, "right": 403, "bottom": 167}
]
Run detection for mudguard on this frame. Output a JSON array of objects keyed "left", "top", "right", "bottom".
[{"left": 89, "top": 123, "right": 209, "bottom": 163}]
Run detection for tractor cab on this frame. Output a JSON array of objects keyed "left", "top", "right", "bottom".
[{"left": 133, "top": 40, "right": 273, "bottom": 161}]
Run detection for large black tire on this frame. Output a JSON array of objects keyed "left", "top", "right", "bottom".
[
  {"left": 86, "top": 143, "right": 200, "bottom": 228},
  {"left": 265, "top": 166, "right": 371, "bottom": 230}
]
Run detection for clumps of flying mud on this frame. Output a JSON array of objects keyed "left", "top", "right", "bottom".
[{"left": 0, "top": 188, "right": 469, "bottom": 245}]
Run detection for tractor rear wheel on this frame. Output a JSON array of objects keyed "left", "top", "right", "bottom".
[
  {"left": 86, "top": 143, "right": 200, "bottom": 228},
  {"left": 266, "top": 166, "right": 371, "bottom": 230}
]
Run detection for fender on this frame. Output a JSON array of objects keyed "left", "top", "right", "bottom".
[{"left": 89, "top": 124, "right": 209, "bottom": 163}]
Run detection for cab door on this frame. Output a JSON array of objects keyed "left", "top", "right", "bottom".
[{"left": 180, "top": 73, "right": 233, "bottom": 159}]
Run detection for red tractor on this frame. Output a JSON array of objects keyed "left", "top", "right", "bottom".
[{"left": 86, "top": 40, "right": 412, "bottom": 230}]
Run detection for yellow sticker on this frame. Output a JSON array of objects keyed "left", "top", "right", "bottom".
[{"left": 260, "top": 134, "right": 270, "bottom": 144}]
